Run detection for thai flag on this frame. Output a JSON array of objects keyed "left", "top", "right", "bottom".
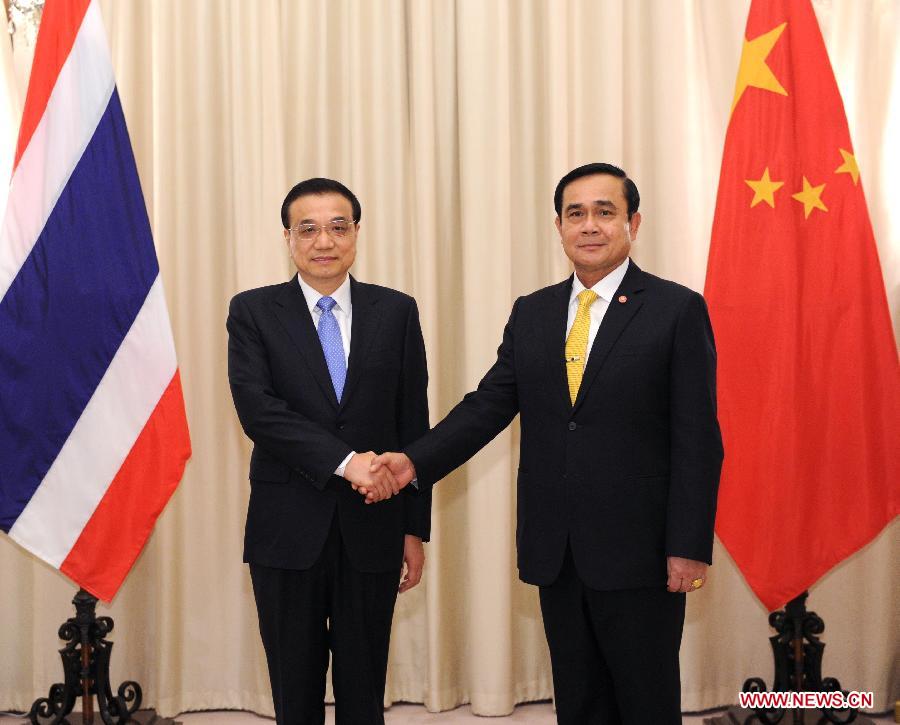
[{"left": 0, "top": 1, "right": 191, "bottom": 601}]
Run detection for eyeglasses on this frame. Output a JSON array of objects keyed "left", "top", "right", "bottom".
[{"left": 289, "top": 220, "right": 357, "bottom": 241}]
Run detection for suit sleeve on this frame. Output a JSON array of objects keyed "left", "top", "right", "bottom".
[
  {"left": 665, "top": 291, "right": 724, "bottom": 563},
  {"left": 404, "top": 298, "right": 522, "bottom": 486},
  {"left": 227, "top": 293, "right": 353, "bottom": 490},
  {"left": 397, "top": 299, "right": 433, "bottom": 541}
]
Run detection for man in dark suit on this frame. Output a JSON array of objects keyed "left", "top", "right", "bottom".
[
  {"left": 367, "top": 163, "right": 723, "bottom": 724},
  {"left": 227, "top": 177, "right": 431, "bottom": 725}
]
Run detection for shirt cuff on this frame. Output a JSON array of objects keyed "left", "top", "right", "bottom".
[{"left": 335, "top": 452, "right": 356, "bottom": 478}]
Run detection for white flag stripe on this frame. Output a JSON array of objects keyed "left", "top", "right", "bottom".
[
  {"left": 0, "top": 1, "right": 113, "bottom": 302},
  {"left": 9, "top": 276, "right": 177, "bottom": 566}
]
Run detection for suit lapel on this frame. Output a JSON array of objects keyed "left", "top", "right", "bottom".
[
  {"left": 339, "top": 276, "right": 383, "bottom": 411},
  {"left": 273, "top": 279, "right": 340, "bottom": 409},
  {"left": 540, "top": 277, "right": 574, "bottom": 412},
  {"left": 572, "top": 261, "right": 646, "bottom": 413}
]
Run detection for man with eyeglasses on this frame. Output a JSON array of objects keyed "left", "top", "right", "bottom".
[
  {"left": 227, "top": 177, "right": 431, "bottom": 725},
  {"left": 365, "top": 163, "right": 723, "bottom": 724}
]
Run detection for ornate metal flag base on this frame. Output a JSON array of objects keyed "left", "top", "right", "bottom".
[
  {"left": 704, "top": 591, "right": 874, "bottom": 725},
  {"left": 30, "top": 714, "right": 179, "bottom": 725},
  {"left": 27, "top": 589, "right": 177, "bottom": 725}
]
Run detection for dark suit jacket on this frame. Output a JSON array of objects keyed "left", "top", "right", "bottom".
[
  {"left": 405, "top": 260, "right": 722, "bottom": 590},
  {"left": 227, "top": 275, "right": 432, "bottom": 573}
]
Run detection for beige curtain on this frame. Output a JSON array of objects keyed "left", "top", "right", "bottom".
[{"left": 1, "top": 0, "right": 897, "bottom": 717}]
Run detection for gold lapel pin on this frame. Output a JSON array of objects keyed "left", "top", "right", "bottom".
[{"left": 618, "top": 295, "right": 628, "bottom": 303}]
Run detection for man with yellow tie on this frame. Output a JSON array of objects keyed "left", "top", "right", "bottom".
[{"left": 367, "top": 163, "right": 723, "bottom": 724}]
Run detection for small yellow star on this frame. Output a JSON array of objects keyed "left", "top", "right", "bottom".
[
  {"left": 791, "top": 177, "right": 828, "bottom": 219},
  {"left": 834, "top": 148, "right": 859, "bottom": 185},
  {"left": 745, "top": 167, "right": 785, "bottom": 208},
  {"left": 731, "top": 22, "right": 789, "bottom": 115}
]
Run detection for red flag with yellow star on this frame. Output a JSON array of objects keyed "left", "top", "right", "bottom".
[{"left": 705, "top": 0, "right": 899, "bottom": 611}]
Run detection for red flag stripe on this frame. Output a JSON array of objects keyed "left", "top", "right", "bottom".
[
  {"left": 60, "top": 372, "right": 191, "bottom": 601},
  {"left": 13, "top": 0, "right": 92, "bottom": 171}
]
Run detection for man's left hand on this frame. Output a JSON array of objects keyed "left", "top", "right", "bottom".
[
  {"left": 399, "top": 535, "right": 425, "bottom": 593},
  {"left": 666, "top": 556, "right": 708, "bottom": 593}
]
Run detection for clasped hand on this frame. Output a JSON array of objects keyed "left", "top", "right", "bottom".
[
  {"left": 345, "top": 452, "right": 416, "bottom": 504},
  {"left": 343, "top": 451, "right": 400, "bottom": 501}
]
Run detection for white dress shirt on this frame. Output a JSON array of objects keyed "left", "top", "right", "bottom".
[
  {"left": 566, "top": 257, "right": 630, "bottom": 354},
  {"left": 296, "top": 274, "right": 355, "bottom": 476}
]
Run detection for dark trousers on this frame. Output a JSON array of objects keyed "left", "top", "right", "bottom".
[
  {"left": 249, "top": 515, "right": 401, "bottom": 725},
  {"left": 538, "top": 545, "right": 686, "bottom": 725}
]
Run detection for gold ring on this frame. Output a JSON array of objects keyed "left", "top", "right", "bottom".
[{"left": 691, "top": 578, "right": 704, "bottom": 590}]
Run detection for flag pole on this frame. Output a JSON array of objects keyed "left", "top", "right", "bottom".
[{"left": 25, "top": 588, "right": 175, "bottom": 725}]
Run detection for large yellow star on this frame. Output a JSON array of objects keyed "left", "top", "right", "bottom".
[
  {"left": 731, "top": 22, "right": 789, "bottom": 115},
  {"left": 835, "top": 148, "right": 859, "bottom": 185},
  {"left": 791, "top": 176, "right": 828, "bottom": 219},
  {"left": 745, "top": 167, "right": 784, "bottom": 208}
]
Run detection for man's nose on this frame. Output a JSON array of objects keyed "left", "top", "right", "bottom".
[
  {"left": 581, "top": 215, "right": 601, "bottom": 233},
  {"left": 313, "top": 229, "right": 335, "bottom": 247}
]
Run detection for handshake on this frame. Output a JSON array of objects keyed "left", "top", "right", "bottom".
[{"left": 343, "top": 451, "right": 417, "bottom": 503}]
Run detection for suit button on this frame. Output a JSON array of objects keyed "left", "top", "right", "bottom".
[
  {"left": 568, "top": 421, "right": 577, "bottom": 431},
  {"left": 338, "top": 424, "right": 345, "bottom": 430}
]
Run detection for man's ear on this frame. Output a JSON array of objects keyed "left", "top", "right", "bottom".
[{"left": 628, "top": 211, "right": 642, "bottom": 240}]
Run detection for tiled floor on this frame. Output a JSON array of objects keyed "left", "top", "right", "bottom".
[{"left": 0, "top": 705, "right": 894, "bottom": 724}]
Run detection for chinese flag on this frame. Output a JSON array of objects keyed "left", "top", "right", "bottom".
[{"left": 705, "top": 0, "right": 899, "bottom": 611}]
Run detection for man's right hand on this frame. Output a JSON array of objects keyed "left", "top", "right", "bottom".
[
  {"left": 344, "top": 451, "right": 399, "bottom": 501},
  {"left": 363, "top": 452, "right": 417, "bottom": 503}
]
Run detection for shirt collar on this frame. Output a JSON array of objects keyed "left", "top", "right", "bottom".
[
  {"left": 570, "top": 257, "right": 630, "bottom": 305},
  {"left": 296, "top": 274, "right": 352, "bottom": 315}
]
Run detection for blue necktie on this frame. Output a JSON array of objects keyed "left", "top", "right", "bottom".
[{"left": 316, "top": 296, "right": 346, "bottom": 402}]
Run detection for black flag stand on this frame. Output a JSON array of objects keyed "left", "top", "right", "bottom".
[
  {"left": 705, "top": 591, "right": 875, "bottom": 725},
  {"left": 27, "top": 588, "right": 176, "bottom": 724}
]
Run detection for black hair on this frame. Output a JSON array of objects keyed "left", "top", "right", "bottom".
[
  {"left": 280, "top": 177, "right": 362, "bottom": 229},
  {"left": 553, "top": 163, "right": 640, "bottom": 221}
]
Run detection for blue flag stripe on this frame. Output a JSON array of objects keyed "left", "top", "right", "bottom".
[{"left": 0, "top": 89, "right": 159, "bottom": 530}]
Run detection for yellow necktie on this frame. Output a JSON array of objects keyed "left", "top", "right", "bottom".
[{"left": 565, "top": 289, "right": 598, "bottom": 405}]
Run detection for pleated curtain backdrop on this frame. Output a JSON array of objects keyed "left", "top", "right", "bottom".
[{"left": 1, "top": 0, "right": 897, "bottom": 717}]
